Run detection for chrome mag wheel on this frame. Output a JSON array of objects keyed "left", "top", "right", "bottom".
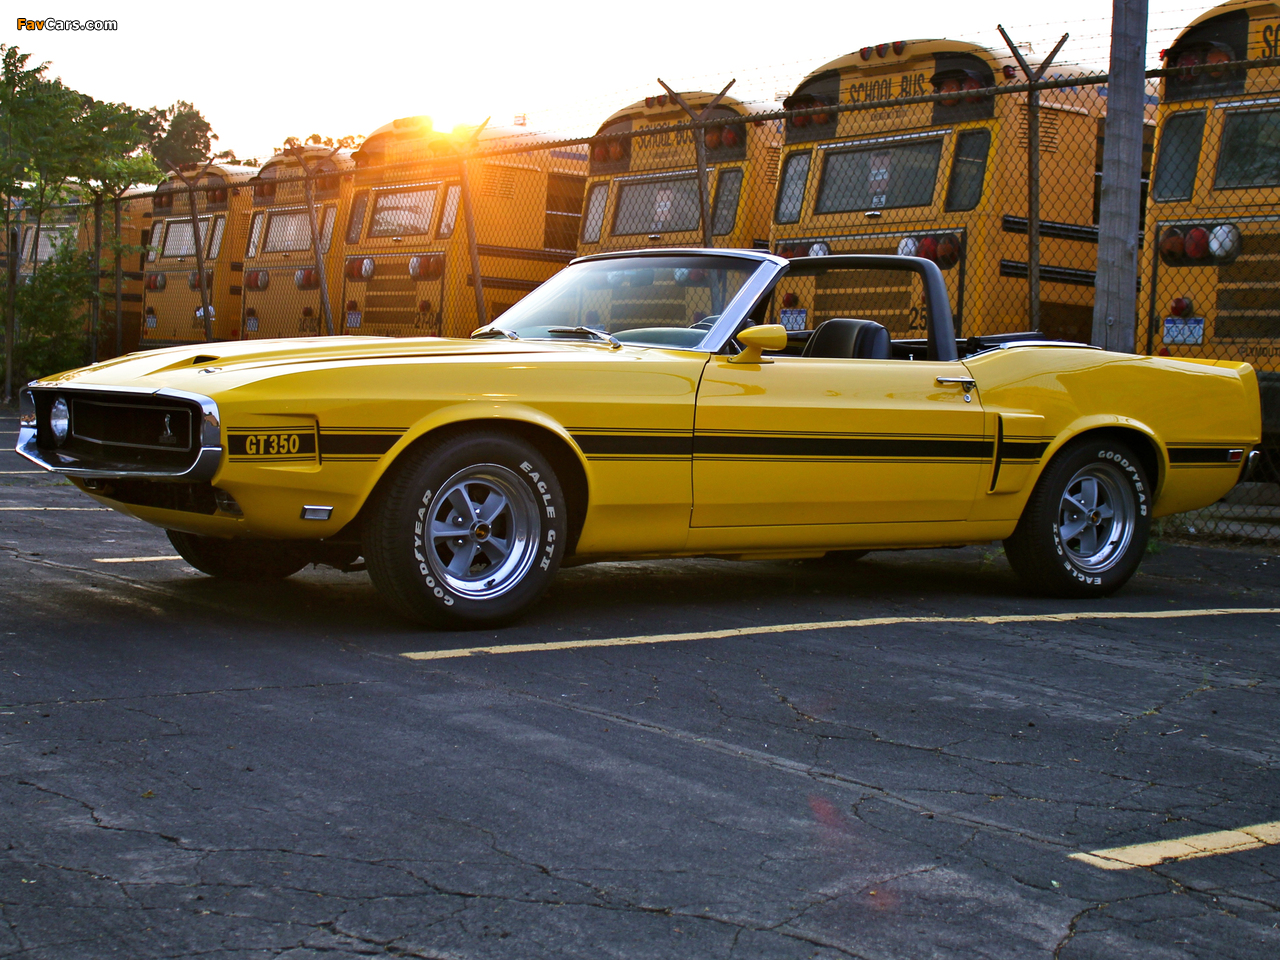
[
  {"left": 1057, "top": 462, "right": 1135, "bottom": 574},
  {"left": 423, "top": 463, "right": 541, "bottom": 600}
]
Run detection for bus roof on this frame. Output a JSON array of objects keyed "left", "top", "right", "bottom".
[
  {"left": 256, "top": 146, "right": 356, "bottom": 177},
  {"left": 1175, "top": 0, "right": 1280, "bottom": 39},
  {"left": 595, "top": 92, "right": 776, "bottom": 132},
  {"left": 160, "top": 163, "right": 259, "bottom": 185},
  {"left": 355, "top": 116, "right": 573, "bottom": 164},
  {"left": 790, "top": 38, "right": 1102, "bottom": 94}
]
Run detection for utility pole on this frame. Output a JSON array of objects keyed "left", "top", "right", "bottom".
[{"left": 1092, "top": 0, "right": 1149, "bottom": 352}]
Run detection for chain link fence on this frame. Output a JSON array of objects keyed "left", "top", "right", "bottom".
[{"left": 6, "top": 53, "right": 1277, "bottom": 544}]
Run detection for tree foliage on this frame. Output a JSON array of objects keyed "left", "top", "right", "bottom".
[
  {"left": 1, "top": 44, "right": 184, "bottom": 397},
  {"left": 145, "top": 101, "right": 222, "bottom": 169}
]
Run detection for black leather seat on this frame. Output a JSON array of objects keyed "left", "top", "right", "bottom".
[{"left": 801, "top": 318, "right": 891, "bottom": 360}]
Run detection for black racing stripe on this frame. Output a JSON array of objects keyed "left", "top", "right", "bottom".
[
  {"left": 1001, "top": 440, "right": 1050, "bottom": 460},
  {"left": 573, "top": 434, "right": 693, "bottom": 456},
  {"left": 693, "top": 435, "right": 993, "bottom": 459},
  {"left": 319, "top": 433, "right": 399, "bottom": 456},
  {"left": 1168, "top": 446, "right": 1240, "bottom": 465}
]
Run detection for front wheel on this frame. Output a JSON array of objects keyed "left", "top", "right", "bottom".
[
  {"left": 1003, "top": 438, "right": 1151, "bottom": 598},
  {"left": 362, "top": 432, "right": 567, "bottom": 627}
]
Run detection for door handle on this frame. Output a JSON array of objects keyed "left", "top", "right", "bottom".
[{"left": 936, "top": 376, "right": 977, "bottom": 402}]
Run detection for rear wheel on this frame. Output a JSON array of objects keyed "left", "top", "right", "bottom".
[
  {"left": 166, "top": 530, "right": 310, "bottom": 581},
  {"left": 1003, "top": 438, "right": 1151, "bottom": 598},
  {"left": 362, "top": 432, "right": 567, "bottom": 627}
]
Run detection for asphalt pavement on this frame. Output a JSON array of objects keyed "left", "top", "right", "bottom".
[{"left": 2, "top": 412, "right": 1279, "bottom": 959}]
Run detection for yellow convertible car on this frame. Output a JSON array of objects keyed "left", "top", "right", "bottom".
[{"left": 17, "top": 250, "right": 1262, "bottom": 626}]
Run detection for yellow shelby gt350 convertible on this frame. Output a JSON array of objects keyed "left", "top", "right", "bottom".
[{"left": 18, "top": 251, "right": 1262, "bottom": 626}]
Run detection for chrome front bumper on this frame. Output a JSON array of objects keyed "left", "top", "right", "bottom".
[{"left": 17, "top": 383, "right": 224, "bottom": 481}]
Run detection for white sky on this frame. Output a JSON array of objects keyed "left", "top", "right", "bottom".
[{"left": 9, "top": 1, "right": 1216, "bottom": 161}]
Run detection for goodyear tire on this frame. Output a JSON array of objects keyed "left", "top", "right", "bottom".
[
  {"left": 166, "top": 530, "right": 309, "bottom": 581},
  {"left": 1003, "top": 438, "right": 1151, "bottom": 598},
  {"left": 363, "top": 432, "right": 567, "bottom": 627}
]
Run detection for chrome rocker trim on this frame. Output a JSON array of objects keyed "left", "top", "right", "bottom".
[{"left": 17, "top": 383, "right": 224, "bottom": 482}]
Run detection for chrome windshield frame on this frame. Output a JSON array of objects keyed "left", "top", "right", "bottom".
[{"left": 475, "top": 248, "right": 791, "bottom": 354}]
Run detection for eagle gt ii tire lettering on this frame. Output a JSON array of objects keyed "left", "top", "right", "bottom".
[
  {"left": 363, "top": 432, "right": 567, "bottom": 626},
  {"left": 1003, "top": 438, "right": 1151, "bottom": 598}
]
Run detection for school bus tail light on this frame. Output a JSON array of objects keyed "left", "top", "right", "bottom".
[
  {"left": 1209, "top": 223, "right": 1241, "bottom": 259},
  {"left": 187, "top": 270, "right": 213, "bottom": 291},
  {"left": 1159, "top": 227, "right": 1185, "bottom": 262},
  {"left": 1169, "top": 297, "right": 1194, "bottom": 318},
  {"left": 938, "top": 78, "right": 963, "bottom": 107},
  {"left": 722, "top": 127, "right": 741, "bottom": 148},
  {"left": 897, "top": 237, "right": 919, "bottom": 257},
  {"left": 860, "top": 47, "right": 873, "bottom": 61},
  {"left": 294, "top": 268, "right": 320, "bottom": 290},
  {"left": 145, "top": 273, "right": 166, "bottom": 291},
  {"left": 345, "top": 258, "right": 375, "bottom": 280},
  {"left": 1184, "top": 226, "right": 1210, "bottom": 260},
  {"left": 245, "top": 270, "right": 270, "bottom": 291},
  {"left": 892, "top": 41, "right": 906, "bottom": 55},
  {"left": 963, "top": 77, "right": 985, "bottom": 103},
  {"left": 408, "top": 255, "right": 444, "bottom": 281}
]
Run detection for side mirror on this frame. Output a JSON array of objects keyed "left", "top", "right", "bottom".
[{"left": 729, "top": 324, "right": 788, "bottom": 364}]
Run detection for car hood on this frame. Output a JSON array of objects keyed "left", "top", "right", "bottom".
[{"left": 29, "top": 335, "right": 580, "bottom": 394}]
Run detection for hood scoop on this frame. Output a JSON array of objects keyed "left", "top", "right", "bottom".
[{"left": 191, "top": 355, "right": 220, "bottom": 364}]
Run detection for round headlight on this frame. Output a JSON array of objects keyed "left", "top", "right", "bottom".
[
  {"left": 50, "top": 397, "right": 69, "bottom": 445},
  {"left": 809, "top": 241, "right": 830, "bottom": 257}
]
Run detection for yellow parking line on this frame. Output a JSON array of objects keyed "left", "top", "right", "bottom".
[
  {"left": 93, "top": 555, "right": 183, "bottom": 564},
  {"left": 1071, "top": 821, "right": 1280, "bottom": 870},
  {"left": 401, "top": 607, "right": 1280, "bottom": 661},
  {"left": 0, "top": 471, "right": 44, "bottom": 475},
  {"left": 0, "top": 506, "right": 111, "bottom": 511}
]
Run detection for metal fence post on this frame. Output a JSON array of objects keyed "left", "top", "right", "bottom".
[
  {"left": 90, "top": 193, "right": 102, "bottom": 362},
  {"left": 459, "top": 152, "right": 487, "bottom": 328},
  {"left": 4, "top": 226, "right": 15, "bottom": 402},
  {"left": 660, "top": 79, "right": 736, "bottom": 249},
  {"left": 166, "top": 161, "right": 214, "bottom": 341},
  {"left": 113, "top": 195, "right": 123, "bottom": 358},
  {"left": 1000, "top": 27, "right": 1068, "bottom": 333},
  {"left": 293, "top": 149, "right": 337, "bottom": 336},
  {"left": 1092, "top": 0, "right": 1149, "bottom": 352}
]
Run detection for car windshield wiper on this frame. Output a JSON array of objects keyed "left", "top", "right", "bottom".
[
  {"left": 545, "top": 326, "right": 622, "bottom": 349},
  {"left": 471, "top": 326, "right": 521, "bottom": 340}
]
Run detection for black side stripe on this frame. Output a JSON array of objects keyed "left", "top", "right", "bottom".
[
  {"left": 573, "top": 434, "right": 693, "bottom": 456},
  {"left": 1002, "top": 440, "right": 1050, "bottom": 460},
  {"left": 1168, "top": 447, "right": 1241, "bottom": 465},
  {"left": 319, "top": 434, "right": 399, "bottom": 456},
  {"left": 693, "top": 435, "right": 994, "bottom": 460}
]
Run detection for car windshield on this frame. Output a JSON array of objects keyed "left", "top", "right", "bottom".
[{"left": 481, "top": 255, "right": 762, "bottom": 348}]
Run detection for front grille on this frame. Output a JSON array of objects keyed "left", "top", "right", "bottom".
[
  {"left": 72, "top": 399, "right": 193, "bottom": 451},
  {"left": 19, "top": 386, "right": 221, "bottom": 481}
]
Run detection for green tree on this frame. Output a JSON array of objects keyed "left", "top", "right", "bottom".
[
  {"left": 12, "top": 236, "right": 95, "bottom": 382},
  {"left": 145, "top": 101, "right": 222, "bottom": 169}
]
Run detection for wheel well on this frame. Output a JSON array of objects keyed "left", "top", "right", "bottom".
[
  {"left": 355, "top": 419, "right": 590, "bottom": 554},
  {"left": 1059, "top": 426, "right": 1163, "bottom": 490}
]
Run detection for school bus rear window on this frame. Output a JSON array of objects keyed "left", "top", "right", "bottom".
[
  {"left": 263, "top": 211, "right": 313, "bottom": 253},
  {"left": 816, "top": 139, "right": 943, "bottom": 214},
  {"left": 613, "top": 176, "right": 700, "bottom": 236},
  {"left": 369, "top": 188, "right": 438, "bottom": 238}
]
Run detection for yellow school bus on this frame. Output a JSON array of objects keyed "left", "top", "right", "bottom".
[
  {"left": 342, "top": 117, "right": 588, "bottom": 337},
  {"left": 141, "top": 162, "right": 258, "bottom": 346},
  {"left": 576, "top": 92, "right": 781, "bottom": 255},
  {"left": 1140, "top": 0, "right": 1280, "bottom": 475},
  {"left": 240, "top": 146, "right": 354, "bottom": 340},
  {"left": 768, "top": 40, "right": 1127, "bottom": 343}
]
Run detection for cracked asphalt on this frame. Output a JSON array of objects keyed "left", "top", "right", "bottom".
[{"left": 2, "top": 412, "right": 1279, "bottom": 959}]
